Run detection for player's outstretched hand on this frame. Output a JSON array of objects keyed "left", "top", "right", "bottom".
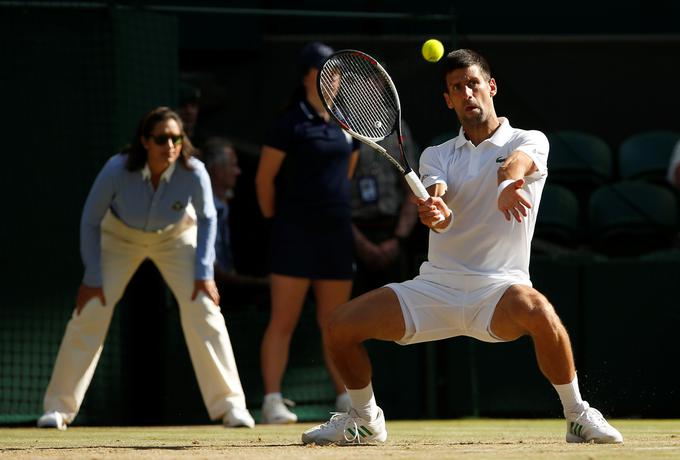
[
  {"left": 193, "top": 279, "right": 220, "bottom": 306},
  {"left": 498, "top": 178, "right": 532, "bottom": 223},
  {"left": 76, "top": 284, "right": 106, "bottom": 315},
  {"left": 416, "top": 196, "right": 451, "bottom": 230}
]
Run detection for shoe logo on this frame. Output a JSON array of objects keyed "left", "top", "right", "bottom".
[
  {"left": 570, "top": 421, "right": 584, "bottom": 438},
  {"left": 495, "top": 156, "right": 506, "bottom": 164},
  {"left": 346, "top": 425, "right": 373, "bottom": 441}
]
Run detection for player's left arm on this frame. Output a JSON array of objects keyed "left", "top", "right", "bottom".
[{"left": 496, "top": 150, "right": 538, "bottom": 223}]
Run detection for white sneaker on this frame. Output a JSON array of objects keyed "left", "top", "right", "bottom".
[
  {"left": 301, "top": 408, "right": 387, "bottom": 445},
  {"left": 261, "top": 395, "right": 298, "bottom": 424},
  {"left": 566, "top": 403, "right": 623, "bottom": 444},
  {"left": 335, "top": 392, "right": 351, "bottom": 413},
  {"left": 223, "top": 407, "right": 255, "bottom": 428},
  {"left": 37, "top": 411, "right": 67, "bottom": 430}
]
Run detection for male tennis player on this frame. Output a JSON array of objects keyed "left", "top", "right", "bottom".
[{"left": 302, "top": 49, "right": 623, "bottom": 445}]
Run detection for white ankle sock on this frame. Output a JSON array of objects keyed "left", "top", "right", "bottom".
[
  {"left": 347, "top": 383, "right": 379, "bottom": 421},
  {"left": 553, "top": 374, "right": 587, "bottom": 416},
  {"left": 263, "top": 392, "right": 282, "bottom": 404}
]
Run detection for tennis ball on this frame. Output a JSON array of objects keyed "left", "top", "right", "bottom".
[{"left": 421, "top": 39, "right": 444, "bottom": 63}]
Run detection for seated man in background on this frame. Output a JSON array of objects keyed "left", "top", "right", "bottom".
[
  {"left": 201, "top": 137, "right": 269, "bottom": 307},
  {"left": 351, "top": 119, "right": 420, "bottom": 296}
]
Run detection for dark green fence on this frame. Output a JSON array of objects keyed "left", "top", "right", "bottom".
[{"left": 0, "top": 6, "right": 178, "bottom": 425}]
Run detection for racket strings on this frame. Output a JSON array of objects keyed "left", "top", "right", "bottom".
[{"left": 319, "top": 53, "right": 399, "bottom": 140}]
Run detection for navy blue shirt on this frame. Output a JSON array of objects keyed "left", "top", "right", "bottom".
[{"left": 265, "top": 99, "right": 359, "bottom": 221}]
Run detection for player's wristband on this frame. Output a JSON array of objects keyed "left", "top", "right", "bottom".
[
  {"left": 431, "top": 211, "right": 454, "bottom": 234},
  {"left": 497, "top": 179, "right": 516, "bottom": 199}
]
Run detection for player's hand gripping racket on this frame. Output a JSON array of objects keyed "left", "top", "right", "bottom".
[{"left": 317, "top": 49, "right": 444, "bottom": 224}]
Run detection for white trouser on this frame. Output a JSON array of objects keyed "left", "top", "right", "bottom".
[{"left": 44, "top": 211, "right": 247, "bottom": 423}]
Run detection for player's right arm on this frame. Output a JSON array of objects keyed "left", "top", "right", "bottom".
[
  {"left": 419, "top": 184, "right": 452, "bottom": 231},
  {"left": 255, "top": 146, "right": 286, "bottom": 218},
  {"left": 419, "top": 146, "right": 453, "bottom": 231}
]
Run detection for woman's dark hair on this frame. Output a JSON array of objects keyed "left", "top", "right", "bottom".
[
  {"left": 123, "top": 106, "right": 195, "bottom": 171},
  {"left": 441, "top": 49, "right": 492, "bottom": 91},
  {"left": 282, "top": 41, "right": 334, "bottom": 111}
]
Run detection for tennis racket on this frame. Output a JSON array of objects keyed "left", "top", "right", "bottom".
[{"left": 317, "top": 50, "right": 442, "bottom": 224}]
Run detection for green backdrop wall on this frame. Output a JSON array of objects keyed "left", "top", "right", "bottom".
[{"left": 0, "top": 6, "right": 178, "bottom": 425}]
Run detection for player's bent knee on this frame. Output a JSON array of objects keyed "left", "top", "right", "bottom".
[
  {"left": 323, "top": 314, "right": 348, "bottom": 345},
  {"left": 501, "top": 286, "right": 556, "bottom": 329},
  {"left": 324, "top": 307, "right": 364, "bottom": 345},
  {"left": 522, "top": 297, "right": 561, "bottom": 333}
]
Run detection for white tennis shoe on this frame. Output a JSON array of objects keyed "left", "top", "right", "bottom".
[
  {"left": 37, "top": 411, "right": 67, "bottom": 430},
  {"left": 223, "top": 407, "right": 255, "bottom": 428},
  {"left": 301, "top": 408, "right": 387, "bottom": 445},
  {"left": 261, "top": 395, "right": 298, "bottom": 424},
  {"left": 566, "top": 403, "right": 623, "bottom": 444}
]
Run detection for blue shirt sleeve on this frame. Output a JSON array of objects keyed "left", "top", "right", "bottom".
[
  {"left": 190, "top": 160, "right": 217, "bottom": 280},
  {"left": 80, "top": 155, "right": 119, "bottom": 286}
]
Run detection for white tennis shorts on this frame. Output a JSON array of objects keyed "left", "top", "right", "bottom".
[{"left": 387, "top": 273, "right": 532, "bottom": 345}]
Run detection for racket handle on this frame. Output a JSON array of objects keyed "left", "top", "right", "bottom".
[
  {"left": 404, "top": 171, "right": 445, "bottom": 225},
  {"left": 404, "top": 171, "right": 429, "bottom": 200}
]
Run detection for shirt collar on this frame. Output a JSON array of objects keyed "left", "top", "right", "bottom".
[
  {"left": 298, "top": 99, "right": 318, "bottom": 120},
  {"left": 141, "top": 160, "right": 177, "bottom": 183},
  {"left": 488, "top": 117, "right": 512, "bottom": 146},
  {"left": 454, "top": 117, "right": 512, "bottom": 149}
]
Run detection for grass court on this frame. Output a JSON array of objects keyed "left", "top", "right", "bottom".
[{"left": 2, "top": 418, "right": 679, "bottom": 459}]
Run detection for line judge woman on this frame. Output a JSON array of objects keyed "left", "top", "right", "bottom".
[
  {"left": 37, "top": 106, "right": 254, "bottom": 430},
  {"left": 255, "top": 42, "right": 359, "bottom": 423}
]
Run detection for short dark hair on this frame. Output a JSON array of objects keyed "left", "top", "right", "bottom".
[
  {"left": 201, "top": 137, "right": 235, "bottom": 171},
  {"left": 123, "top": 106, "right": 196, "bottom": 171},
  {"left": 441, "top": 49, "right": 492, "bottom": 90}
]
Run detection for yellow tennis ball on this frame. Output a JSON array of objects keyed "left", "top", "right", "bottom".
[{"left": 421, "top": 39, "right": 444, "bottom": 63}]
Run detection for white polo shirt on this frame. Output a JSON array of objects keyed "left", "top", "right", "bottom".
[{"left": 418, "top": 118, "right": 549, "bottom": 283}]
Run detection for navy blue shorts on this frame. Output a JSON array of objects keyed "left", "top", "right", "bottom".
[{"left": 270, "top": 218, "right": 354, "bottom": 280}]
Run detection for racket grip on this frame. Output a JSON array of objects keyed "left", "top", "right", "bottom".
[
  {"left": 404, "top": 171, "right": 429, "bottom": 200},
  {"left": 404, "top": 171, "right": 445, "bottom": 225}
]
